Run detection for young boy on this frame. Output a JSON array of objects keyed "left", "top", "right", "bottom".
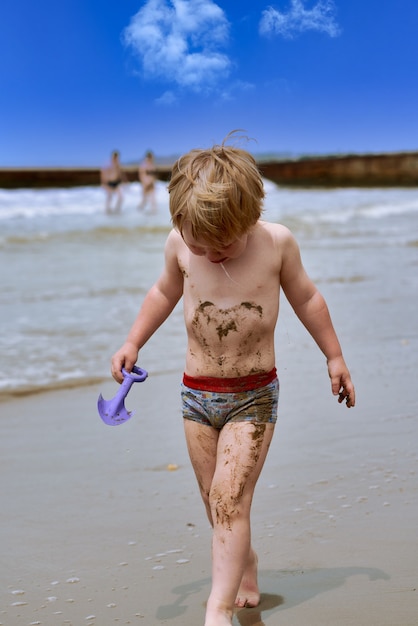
[{"left": 111, "top": 135, "right": 355, "bottom": 626}]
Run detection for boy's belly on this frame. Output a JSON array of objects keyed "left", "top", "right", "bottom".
[{"left": 185, "top": 300, "right": 276, "bottom": 377}]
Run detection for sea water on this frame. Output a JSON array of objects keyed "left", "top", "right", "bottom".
[{"left": 1, "top": 180, "right": 417, "bottom": 396}]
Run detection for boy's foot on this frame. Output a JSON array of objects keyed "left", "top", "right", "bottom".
[{"left": 235, "top": 549, "right": 260, "bottom": 608}]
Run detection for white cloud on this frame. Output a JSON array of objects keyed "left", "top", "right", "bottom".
[
  {"left": 123, "top": 0, "right": 231, "bottom": 93},
  {"left": 218, "top": 80, "right": 255, "bottom": 102},
  {"left": 259, "top": 0, "right": 341, "bottom": 38},
  {"left": 155, "top": 90, "right": 178, "bottom": 105}
]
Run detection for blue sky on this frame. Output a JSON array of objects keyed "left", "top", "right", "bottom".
[{"left": 1, "top": 0, "right": 417, "bottom": 166}]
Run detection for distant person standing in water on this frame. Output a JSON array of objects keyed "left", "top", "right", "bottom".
[
  {"left": 101, "top": 150, "right": 126, "bottom": 214},
  {"left": 138, "top": 151, "right": 157, "bottom": 213}
]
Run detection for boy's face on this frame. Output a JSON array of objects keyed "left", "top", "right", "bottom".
[{"left": 181, "top": 222, "right": 248, "bottom": 264}]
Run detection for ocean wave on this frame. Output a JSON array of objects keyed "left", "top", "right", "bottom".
[
  {"left": 0, "top": 366, "right": 184, "bottom": 400},
  {"left": 0, "top": 284, "right": 145, "bottom": 306},
  {"left": 2, "top": 182, "right": 418, "bottom": 239},
  {"left": 0, "top": 374, "right": 107, "bottom": 401},
  {"left": 0, "top": 222, "right": 172, "bottom": 246},
  {"left": 269, "top": 188, "right": 418, "bottom": 225},
  {"left": 0, "top": 182, "right": 167, "bottom": 218}
]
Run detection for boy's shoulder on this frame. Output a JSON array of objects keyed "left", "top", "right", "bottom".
[
  {"left": 167, "top": 228, "right": 182, "bottom": 243},
  {"left": 257, "top": 220, "right": 294, "bottom": 241},
  {"left": 165, "top": 228, "right": 184, "bottom": 255},
  {"left": 255, "top": 221, "right": 300, "bottom": 262}
]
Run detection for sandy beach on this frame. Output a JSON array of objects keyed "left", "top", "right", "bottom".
[
  {"left": 1, "top": 181, "right": 418, "bottom": 625},
  {"left": 1, "top": 278, "right": 418, "bottom": 625}
]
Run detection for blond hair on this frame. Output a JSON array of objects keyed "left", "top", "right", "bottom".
[{"left": 168, "top": 133, "right": 265, "bottom": 246}]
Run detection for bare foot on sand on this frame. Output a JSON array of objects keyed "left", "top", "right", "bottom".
[{"left": 235, "top": 548, "right": 260, "bottom": 608}]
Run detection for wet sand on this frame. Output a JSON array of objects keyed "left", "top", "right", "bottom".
[{"left": 1, "top": 299, "right": 417, "bottom": 626}]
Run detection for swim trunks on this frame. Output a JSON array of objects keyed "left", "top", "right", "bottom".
[
  {"left": 107, "top": 179, "right": 121, "bottom": 188},
  {"left": 181, "top": 369, "right": 279, "bottom": 429}
]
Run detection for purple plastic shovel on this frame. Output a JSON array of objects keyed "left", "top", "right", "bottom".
[{"left": 97, "top": 365, "right": 148, "bottom": 426}]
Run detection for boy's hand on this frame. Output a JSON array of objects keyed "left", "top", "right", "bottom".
[
  {"left": 111, "top": 342, "right": 139, "bottom": 384},
  {"left": 327, "top": 356, "right": 356, "bottom": 408}
]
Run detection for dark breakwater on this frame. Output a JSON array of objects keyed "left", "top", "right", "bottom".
[
  {"left": 1, "top": 152, "right": 418, "bottom": 188},
  {"left": 258, "top": 152, "right": 418, "bottom": 187},
  {"left": 0, "top": 166, "right": 171, "bottom": 189}
]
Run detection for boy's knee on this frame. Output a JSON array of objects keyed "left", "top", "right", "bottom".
[{"left": 209, "top": 484, "right": 246, "bottom": 529}]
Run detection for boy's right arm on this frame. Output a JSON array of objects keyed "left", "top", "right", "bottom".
[{"left": 111, "top": 232, "right": 184, "bottom": 382}]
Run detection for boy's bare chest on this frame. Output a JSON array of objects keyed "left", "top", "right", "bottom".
[
  {"left": 190, "top": 298, "right": 264, "bottom": 341},
  {"left": 183, "top": 261, "right": 266, "bottom": 308},
  {"left": 182, "top": 263, "right": 279, "bottom": 345}
]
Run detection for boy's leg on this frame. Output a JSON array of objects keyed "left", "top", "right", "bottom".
[
  {"left": 184, "top": 419, "right": 275, "bottom": 625},
  {"left": 208, "top": 421, "right": 274, "bottom": 619},
  {"left": 183, "top": 419, "right": 218, "bottom": 525}
]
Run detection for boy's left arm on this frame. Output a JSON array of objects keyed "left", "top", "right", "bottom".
[{"left": 279, "top": 229, "right": 355, "bottom": 407}]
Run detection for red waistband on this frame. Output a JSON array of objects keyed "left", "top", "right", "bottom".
[{"left": 182, "top": 368, "right": 277, "bottom": 393}]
